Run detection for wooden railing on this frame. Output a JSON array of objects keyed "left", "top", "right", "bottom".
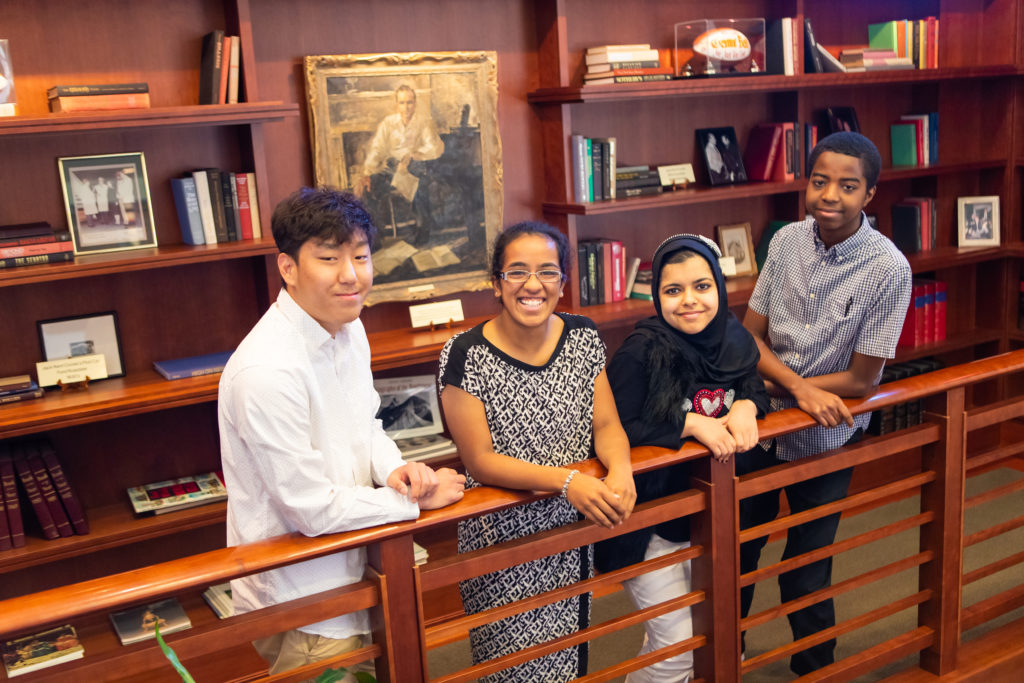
[{"left": 1, "top": 350, "right": 1023, "bottom": 681}]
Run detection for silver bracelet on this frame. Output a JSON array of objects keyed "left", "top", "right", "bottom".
[{"left": 560, "top": 470, "right": 578, "bottom": 498}]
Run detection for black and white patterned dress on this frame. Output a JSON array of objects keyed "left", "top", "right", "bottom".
[{"left": 438, "top": 313, "right": 605, "bottom": 682}]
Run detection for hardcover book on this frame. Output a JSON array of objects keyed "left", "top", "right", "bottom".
[
  {"left": 127, "top": 472, "right": 227, "bottom": 516},
  {"left": 199, "top": 29, "right": 225, "bottom": 105},
  {"left": 26, "top": 448, "right": 73, "bottom": 538},
  {"left": 49, "top": 92, "right": 151, "bottom": 112},
  {"left": 39, "top": 442, "right": 89, "bottom": 535},
  {"left": 0, "top": 231, "right": 70, "bottom": 249},
  {"left": 0, "top": 252, "right": 74, "bottom": 269},
  {"left": 203, "top": 583, "right": 235, "bottom": 619},
  {"left": 170, "top": 177, "right": 206, "bottom": 246},
  {"left": 0, "top": 375, "right": 33, "bottom": 392},
  {"left": 0, "top": 479, "right": 10, "bottom": 551},
  {"left": 12, "top": 449, "right": 59, "bottom": 540},
  {"left": 743, "top": 123, "right": 783, "bottom": 182},
  {"left": 0, "top": 451, "right": 25, "bottom": 547},
  {"left": 46, "top": 82, "right": 148, "bottom": 98},
  {"left": 110, "top": 598, "right": 192, "bottom": 645},
  {"left": 153, "top": 350, "right": 234, "bottom": 380},
  {"left": 2, "top": 625, "right": 83, "bottom": 677}
]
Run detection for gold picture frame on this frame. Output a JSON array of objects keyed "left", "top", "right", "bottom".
[
  {"left": 716, "top": 222, "right": 758, "bottom": 277},
  {"left": 305, "top": 51, "right": 503, "bottom": 305},
  {"left": 957, "top": 195, "right": 1000, "bottom": 247}
]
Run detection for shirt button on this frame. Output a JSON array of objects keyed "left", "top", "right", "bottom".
[
  {"left": 809, "top": 293, "right": 815, "bottom": 299},
  {"left": 795, "top": 353, "right": 800, "bottom": 359},
  {"left": 805, "top": 324, "right": 810, "bottom": 329}
]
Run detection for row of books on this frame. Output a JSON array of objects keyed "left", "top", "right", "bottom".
[
  {"left": 394, "top": 434, "right": 457, "bottom": 462},
  {"left": 199, "top": 30, "right": 243, "bottom": 105},
  {"left": 0, "top": 375, "right": 43, "bottom": 406},
  {"left": 171, "top": 169, "right": 263, "bottom": 245},
  {"left": 837, "top": 48, "right": 913, "bottom": 72},
  {"left": 743, "top": 121, "right": 813, "bottom": 183},
  {"left": 570, "top": 135, "right": 616, "bottom": 202},
  {"left": 891, "top": 196, "right": 937, "bottom": 255},
  {"left": 868, "top": 18, "right": 939, "bottom": 70},
  {"left": 898, "top": 278, "right": 947, "bottom": 350},
  {"left": 577, "top": 239, "right": 636, "bottom": 307},
  {"left": 890, "top": 112, "right": 939, "bottom": 167},
  {"left": 0, "top": 439, "right": 88, "bottom": 550},
  {"left": 47, "top": 82, "right": 150, "bottom": 113},
  {"left": 0, "top": 222, "right": 73, "bottom": 270},
  {"left": 583, "top": 44, "right": 672, "bottom": 85},
  {"left": 867, "top": 357, "right": 943, "bottom": 436}
]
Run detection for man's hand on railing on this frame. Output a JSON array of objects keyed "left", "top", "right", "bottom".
[{"left": 417, "top": 467, "right": 467, "bottom": 509}]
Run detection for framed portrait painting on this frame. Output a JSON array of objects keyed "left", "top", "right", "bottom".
[
  {"left": 58, "top": 152, "right": 156, "bottom": 255},
  {"left": 305, "top": 51, "right": 503, "bottom": 304},
  {"left": 717, "top": 222, "right": 758, "bottom": 277},
  {"left": 696, "top": 126, "right": 747, "bottom": 186},
  {"left": 957, "top": 195, "right": 1000, "bottom": 247}
]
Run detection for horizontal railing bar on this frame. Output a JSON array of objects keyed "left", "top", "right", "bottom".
[
  {"left": 743, "top": 552, "right": 932, "bottom": 631},
  {"left": 424, "top": 543, "right": 703, "bottom": 648},
  {"left": 964, "top": 396, "right": 1024, "bottom": 431},
  {"left": 797, "top": 626, "right": 934, "bottom": 683},
  {"left": 965, "top": 476, "right": 1024, "bottom": 509},
  {"left": 743, "top": 590, "right": 931, "bottom": 673},
  {"left": 577, "top": 634, "right": 706, "bottom": 683},
  {"left": 965, "top": 421, "right": 1024, "bottom": 472},
  {"left": 962, "top": 584, "right": 1024, "bottom": 632},
  {"left": 739, "top": 472, "right": 935, "bottom": 544},
  {"left": 741, "top": 512, "right": 934, "bottom": 588},
  {"left": 963, "top": 549, "right": 1024, "bottom": 586},
  {"left": 964, "top": 513, "right": 1024, "bottom": 547}
]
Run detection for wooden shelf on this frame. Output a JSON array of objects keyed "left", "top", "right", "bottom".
[
  {"left": 0, "top": 102, "right": 300, "bottom": 137},
  {"left": 528, "top": 65, "right": 1018, "bottom": 104},
  {"left": 0, "top": 502, "right": 226, "bottom": 576},
  {"left": 0, "top": 238, "right": 277, "bottom": 288},
  {"left": 894, "top": 329, "right": 1004, "bottom": 363},
  {"left": 880, "top": 160, "right": 1008, "bottom": 181},
  {"left": 905, "top": 246, "right": 1007, "bottom": 273},
  {"left": 0, "top": 373, "right": 220, "bottom": 439}
]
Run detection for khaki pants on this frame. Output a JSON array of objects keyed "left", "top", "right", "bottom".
[{"left": 253, "top": 630, "right": 375, "bottom": 682}]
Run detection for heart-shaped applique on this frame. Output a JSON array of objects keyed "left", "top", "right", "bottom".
[{"left": 694, "top": 388, "right": 725, "bottom": 417}]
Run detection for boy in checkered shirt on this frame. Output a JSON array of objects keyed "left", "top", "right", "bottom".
[{"left": 739, "top": 132, "right": 912, "bottom": 674}]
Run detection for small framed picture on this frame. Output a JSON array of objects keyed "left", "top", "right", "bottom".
[
  {"left": 696, "top": 126, "right": 747, "bottom": 186},
  {"left": 57, "top": 152, "right": 157, "bottom": 255},
  {"left": 373, "top": 375, "right": 444, "bottom": 440},
  {"left": 825, "top": 106, "right": 860, "bottom": 134},
  {"left": 957, "top": 196, "right": 1000, "bottom": 247},
  {"left": 717, "top": 222, "right": 758, "bottom": 277},
  {"left": 37, "top": 311, "right": 125, "bottom": 380}
]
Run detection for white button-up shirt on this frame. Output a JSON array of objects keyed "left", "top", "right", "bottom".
[{"left": 219, "top": 289, "right": 418, "bottom": 638}]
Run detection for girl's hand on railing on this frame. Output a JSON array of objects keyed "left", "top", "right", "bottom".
[
  {"left": 566, "top": 473, "right": 629, "bottom": 528},
  {"left": 722, "top": 399, "right": 760, "bottom": 452},
  {"left": 603, "top": 465, "right": 637, "bottom": 523},
  {"left": 683, "top": 413, "right": 737, "bottom": 462}
]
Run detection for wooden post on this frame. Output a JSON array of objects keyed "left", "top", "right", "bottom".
[
  {"left": 367, "top": 535, "right": 423, "bottom": 683},
  {"left": 918, "top": 386, "right": 966, "bottom": 674},
  {"left": 690, "top": 455, "right": 740, "bottom": 682}
]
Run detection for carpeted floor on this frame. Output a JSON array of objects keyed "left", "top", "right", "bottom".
[{"left": 426, "top": 464, "right": 1024, "bottom": 681}]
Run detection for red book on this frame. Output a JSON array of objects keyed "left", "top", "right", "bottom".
[
  {"left": 904, "top": 197, "right": 932, "bottom": 250},
  {"left": 607, "top": 239, "right": 624, "bottom": 301},
  {"left": 0, "top": 240, "right": 73, "bottom": 260},
  {"left": 27, "top": 448, "right": 73, "bottom": 538},
  {"left": 915, "top": 279, "right": 936, "bottom": 344},
  {"left": 744, "top": 124, "right": 783, "bottom": 182},
  {"left": 0, "top": 450, "right": 25, "bottom": 548},
  {"left": 770, "top": 122, "right": 796, "bottom": 182},
  {"left": 0, "top": 453, "right": 10, "bottom": 550},
  {"left": 926, "top": 17, "right": 939, "bottom": 68},
  {"left": 933, "top": 280, "right": 947, "bottom": 341},
  {"left": 49, "top": 92, "right": 151, "bottom": 112},
  {"left": 40, "top": 442, "right": 89, "bottom": 535},
  {"left": 234, "top": 173, "right": 254, "bottom": 240},
  {"left": 898, "top": 281, "right": 927, "bottom": 349},
  {"left": 12, "top": 446, "right": 59, "bottom": 540},
  {"left": 0, "top": 230, "right": 71, "bottom": 249}
]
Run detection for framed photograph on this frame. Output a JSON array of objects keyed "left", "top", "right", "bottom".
[
  {"left": 957, "top": 195, "right": 1000, "bottom": 247},
  {"left": 58, "top": 152, "right": 156, "bottom": 255},
  {"left": 696, "top": 126, "right": 747, "bottom": 186},
  {"left": 37, "top": 311, "right": 124, "bottom": 380},
  {"left": 373, "top": 375, "right": 443, "bottom": 440},
  {"left": 717, "top": 222, "right": 758, "bottom": 277},
  {"left": 824, "top": 106, "right": 860, "bottom": 134},
  {"left": 305, "top": 51, "right": 503, "bottom": 304}
]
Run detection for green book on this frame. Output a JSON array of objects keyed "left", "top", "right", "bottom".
[
  {"left": 756, "top": 220, "right": 789, "bottom": 271},
  {"left": 868, "top": 21, "right": 899, "bottom": 52},
  {"left": 890, "top": 122, "right": 918, "bottom": 166}
]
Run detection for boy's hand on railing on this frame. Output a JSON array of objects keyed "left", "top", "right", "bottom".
[
  {"left": 792, "top": 383, "right": 855, "bottom": 428},
  {"left": 566, "top": 473, "right": 627, "bottom": 528},
  {"left": 417, "top": 468, "right": 466, "bottom": 509},
  {"left": 603, "top": 465, "right": 636, "bottom": 523},
  {"left": 387, "top": 462, "right": 440, "bottom": 503}
]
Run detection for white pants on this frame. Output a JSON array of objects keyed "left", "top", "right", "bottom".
[{"left": 622, "top": 534, "right": 694, "bottom": 683}]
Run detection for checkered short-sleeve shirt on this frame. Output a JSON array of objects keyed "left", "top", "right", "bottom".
[{"left": 748, "top": 214, "right": 912, "bottom": 460}]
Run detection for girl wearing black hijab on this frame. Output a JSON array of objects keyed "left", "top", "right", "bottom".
[{"left": 594, "top": 233, "right": 769, "bottom": 682}]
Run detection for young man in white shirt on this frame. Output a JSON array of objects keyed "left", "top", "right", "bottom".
[{"left": 219, "top": 187, "right": 465, "bottom": 677}]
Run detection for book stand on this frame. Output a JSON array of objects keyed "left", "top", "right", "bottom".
[{"left": 56, "top": 377, "right": 91, "bottom": 392}]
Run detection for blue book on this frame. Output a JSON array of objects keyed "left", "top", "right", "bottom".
[
  {"left": 153, "top": 351, "right": 233, "bottom": 380},
  {"left": 170, "top": 177, "right": 205, "bottom": 245}
]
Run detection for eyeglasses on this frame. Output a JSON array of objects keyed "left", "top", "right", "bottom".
[{"left": 499, "top": 269, "right": 564, "bottom": 283}]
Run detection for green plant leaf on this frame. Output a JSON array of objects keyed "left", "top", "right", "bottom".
[
  {"left": 153, "top": 622, "right": 195, "bottom": 683},
  {"left": 313, "top": 667, "right": 377, "bottom": 683}
]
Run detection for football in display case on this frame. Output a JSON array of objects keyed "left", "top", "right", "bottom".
[{"left": 674, "top": 18, "right": 766, "bottom": 77}]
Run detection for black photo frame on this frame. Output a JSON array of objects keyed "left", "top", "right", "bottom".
[
  {"left": 696, "top": 126, "right": 747, "bottom": 186},
  {"left": 37, "top": 311, "right": 125, "bottom": 381},
  {"left": 823, "top": 106, "right": 860, "bottom": 134}
]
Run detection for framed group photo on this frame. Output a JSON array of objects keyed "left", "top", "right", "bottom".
[
  {"left": 717, "top": 222, "right": 758, "bottom": 277},
  {"left": 305, "top": 51, "right": 503, "bottom": 304},
  {"left": 957, "top": 195, "right": 1000, "bottom": 247},
  {"left": 37, "top": 311, "right": 125, "bottom": 383},
  {"left": 696, "top": 126, "right": 747, "bottom": 186},
  {"left": 58, "top": 152, "right": 156, "bottom": 255}
]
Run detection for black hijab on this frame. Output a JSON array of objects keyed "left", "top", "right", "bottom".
[{"left": 632, "top": 233, "right": 761, "bottom": 424}]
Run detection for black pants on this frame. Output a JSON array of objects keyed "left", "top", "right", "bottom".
[{"left": 737, "top": 431, "right": 860, "bottom": 675}]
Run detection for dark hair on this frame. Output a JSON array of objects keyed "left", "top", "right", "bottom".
[
  {"left": 271, "top": 187, "right": 377, "bottom": 259},
  {"left": 489, "top": 221, "right": 571, "bottom": 280},
  {"left": 807, "top": 131, "right": 882, "bottom": 189}
]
